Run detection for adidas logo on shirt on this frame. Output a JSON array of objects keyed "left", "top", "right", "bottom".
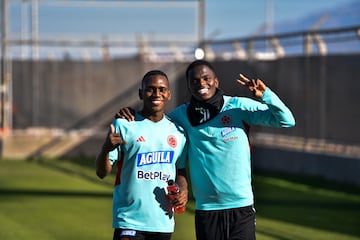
[{"left": 137, "top": 136, "right": 145, "bottom": 142}]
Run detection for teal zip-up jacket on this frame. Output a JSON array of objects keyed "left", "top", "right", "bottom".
[{"left": 169, "top": 88, "right": 295, "bottom": 210}]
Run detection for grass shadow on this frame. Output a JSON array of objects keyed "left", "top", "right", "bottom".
[{"left": 253, "top": 170, "right": 360, "bottom": 238}]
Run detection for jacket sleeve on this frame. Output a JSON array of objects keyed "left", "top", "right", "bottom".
[{"left": 249, "top": 88, "right": 296, "bottom": 128}]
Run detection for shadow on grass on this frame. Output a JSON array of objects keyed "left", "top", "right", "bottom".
[
  {"left": 256, "top": 198, "right": 359, "bottom": 209},
  {"left": 0, "top": 189, "right": 112, "bottom": 198},
  {"left": 256, "top": 228, "right": 299, "bottom": 240},
  {"left": 254, "top": 169, "right": 360, "bottom": 195},
  {"left": 28, "top": 158, "right": 360, "bottom": 238},
  {"left": 253, "top": 170, "right": 360, "bottom": 238},
  {"left": 29, "top": 157, "right": 115, "bottom": 187}
]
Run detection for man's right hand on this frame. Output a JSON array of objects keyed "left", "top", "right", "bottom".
[
  {"left": 115, "top": 107, "right": 136, "bottom": 121},
  {"left": 102, "top": 124, "right": 126, "bottom": 152}
]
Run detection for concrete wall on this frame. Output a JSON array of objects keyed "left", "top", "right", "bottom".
[
  {"left": 252, "top": 145, "right": 360, "bottom": 186},
  {"left": 2, "top": 55, "right": 360, "bottom": 186},
  {"left": 10, "top": 55, "right": 360, "bottom": 145}
]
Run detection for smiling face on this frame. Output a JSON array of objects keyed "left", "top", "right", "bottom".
[
  {"left": 187, "top": 64, "right": 219, "bottom": 101},
  {"left": 139, "top": 73, "right": 171, "bottom": 117}
]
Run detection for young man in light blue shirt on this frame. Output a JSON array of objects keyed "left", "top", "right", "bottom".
[{"left": 96, "top": 70, "right": 188, "bottom": 240}]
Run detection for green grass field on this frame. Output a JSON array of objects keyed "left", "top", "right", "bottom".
[{"left": 0, "top": 158, "right": 359, "bottom": 240}]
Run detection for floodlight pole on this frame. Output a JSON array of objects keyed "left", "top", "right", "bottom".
[
  {"left": 1, "top": 0, "right": 9, "bottom": 133},
  {"left": 198, "top": 0, "right": 205, "bottom": 44}
]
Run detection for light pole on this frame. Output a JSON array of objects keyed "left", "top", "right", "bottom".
[{"left": 1, "top": 0, "right": 9, "bottom": 133}]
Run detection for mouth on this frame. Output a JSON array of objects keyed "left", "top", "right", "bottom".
[
  {"left": 151, "top": 100, "right": 162, "bottom": 106},
  {"left": 198, "top": 88, "right": 209, "bottom": 95}
]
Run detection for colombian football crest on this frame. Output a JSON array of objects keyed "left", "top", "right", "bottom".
[{"left": 167, "top": 135, "right": 177, "bottom": 148}]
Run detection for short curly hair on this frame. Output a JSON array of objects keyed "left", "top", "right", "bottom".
[
  {"left": 185, "top": 60, "right": 216, "bottom": 80},
  {"left": 141, "top": 70, "right": 168, "bottom": 89}
]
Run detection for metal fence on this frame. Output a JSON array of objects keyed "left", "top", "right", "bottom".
[{"left": 1, "top": 0, "right": 359, "bottom": 133}]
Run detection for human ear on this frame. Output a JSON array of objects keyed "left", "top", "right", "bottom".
[
  {"left": 214, "top": 77, "right": 219, "bottom": 88},
  {"left": 168, "top": 90, "right": 172, "bottom": 101},
  {"left": 138, "top": 89, "right": 143, "bottom": 100}
]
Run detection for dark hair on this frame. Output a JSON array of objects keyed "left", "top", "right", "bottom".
[
  {"left": 185, "top": 60, "right": 216, "bottom": 80},
  {"left": 141, "top": 70, "right": 168, "bottom": 88}
]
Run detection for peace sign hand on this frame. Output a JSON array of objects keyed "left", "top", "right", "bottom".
[{"left": 236, "top": 73, "right": 267, "bottom": 98}]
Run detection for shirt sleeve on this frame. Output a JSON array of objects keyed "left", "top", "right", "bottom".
[{"left": 247, "top": 88, "right": 296, "bottom": 128}]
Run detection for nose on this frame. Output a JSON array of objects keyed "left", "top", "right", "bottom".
[
  {"left": 198, "top": 78, "right": 207, "bottom": 86},
  {"left": 152, "top": 88, "right": 161, "bottom": 96}
]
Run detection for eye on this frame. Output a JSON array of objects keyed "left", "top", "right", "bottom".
[
  {"left": 204, "top": 75, "right": 214, "bottom": 82},
  {"left": 144, "top": 87, "right": 154, "bottom": 93},
  {"left": 190, "top": 78, "right": 199, "bottom": 84},
  {"left": 159, "top": 87, "right": 168, "bottom": 93},
  {"left": 144, "top": 87, "right": 168, "bottom": 94}
]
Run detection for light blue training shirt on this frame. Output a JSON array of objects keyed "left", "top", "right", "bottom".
[{"left": 109, "top": 112, "right": 187, "bottom": 232}]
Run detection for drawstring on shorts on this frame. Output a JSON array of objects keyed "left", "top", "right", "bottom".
[{"left": 223, "top": 210, "right": 230, "bottom": 240}]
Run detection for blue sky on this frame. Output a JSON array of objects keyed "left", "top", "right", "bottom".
[
  {"left": 5, "top": 0, "right": 358, "bottom": 59},
  {"left": 8, "top": 0, "right": 357, "bottom": 40},
  {"left": 205, "top": 0, "right": 358, "bottom": 39}
]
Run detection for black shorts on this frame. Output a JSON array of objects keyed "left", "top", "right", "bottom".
[
  {"left": 195, "top": 205, "right": 256, "bottom": 240},
  {"left": 113, "top": 228, "right": 172, "bottom": 240}
]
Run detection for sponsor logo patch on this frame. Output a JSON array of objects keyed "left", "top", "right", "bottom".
[
  {"left": 221, "top": 127, "right": 236, "bottom": 137},
  {"left": 137, "top": 151, "right": 174, "bottom": 167},
  {"left": 137, "top": 170, "right": 170, "bottom": 181},
  {"left": 223, "top": 136, "right": 239, "bottom": 142},
  {"left": 120, "top": 230, "right": 136, "bottom": 236}
]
